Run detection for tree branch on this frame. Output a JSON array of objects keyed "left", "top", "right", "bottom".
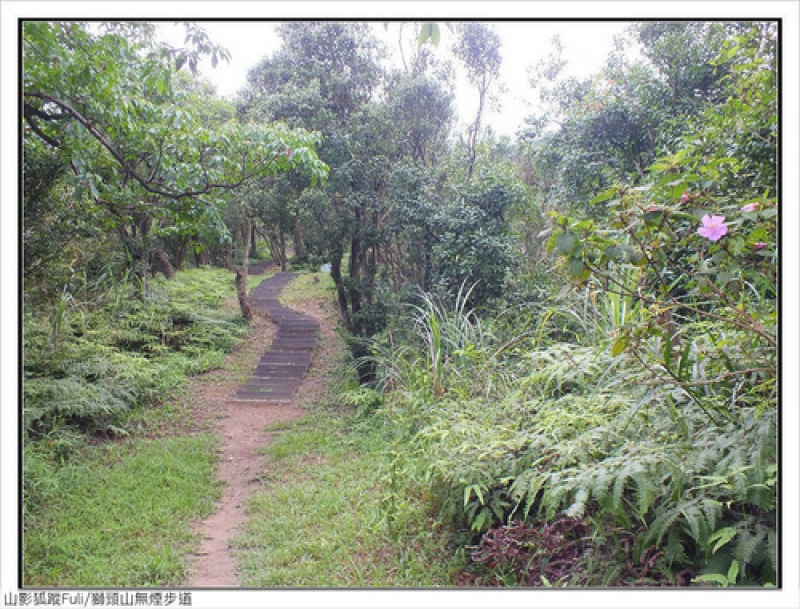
[
  {"left": 24, "top": 114, "right": 61, "bottom": 148},
  {"left": 24, "top": 90, "right": 257, "bottom": 200}
]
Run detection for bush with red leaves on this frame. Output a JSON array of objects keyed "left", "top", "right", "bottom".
[{"left": 457, "top": 519, "right": 688, "bottom": 587}]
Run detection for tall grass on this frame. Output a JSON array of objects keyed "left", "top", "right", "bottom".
[{"left": 362, "top": 280, "right": 777, "bottom": 586}]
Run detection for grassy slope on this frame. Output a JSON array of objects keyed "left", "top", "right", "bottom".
[
  {"left": 23, "top": 266, "right": 461, "bottom": 588},
  {"left": 233, "top": 414, "right": 460, "bottom": 587}
]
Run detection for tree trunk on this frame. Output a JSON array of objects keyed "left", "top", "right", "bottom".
[
  {"left": 236, "top": 219, "right": 253, "bottom": 321},
  {"left": 330, "top": 256, "right": 351, "bottom": 330},
  {"left": 153, "top": 247, "right": 175, "bottom": 279},
  {"left": 235, "top": 269, "right": 253, "bottom": 322},
  {"left": 293, "top": 221, "right": 305, "bottom": 259},
  {"left": 251, "top": 224, "right": 258, "bottom": 258},
  {"left": 223, "top": 244, "right": 233, "bottom": 271},
  {"left": 279, "top": 231, "right": 287, "bottom": 271}
]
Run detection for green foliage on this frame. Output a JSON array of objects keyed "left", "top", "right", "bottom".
[
  {"left": 355, "top": 24, "right": 776, "bottom": 588},
  {"left": 23, "top": 21, "right": 327, "bottom": 293},
  {"left": 23, "top": 268, "right": 247, "bottom": 521},
  {"left": 365, "top": 260, "right": 776, "bottom": 585},
  {"left": 20, "top": 19, "right": 779, "bottom": 589},
  {"left": 430, "top": 176, "right": 521, "bottom": 307}
]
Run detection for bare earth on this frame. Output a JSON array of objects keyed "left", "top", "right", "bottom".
[{"left": 186, "top": 279, "right": 340, "bottom": 587}]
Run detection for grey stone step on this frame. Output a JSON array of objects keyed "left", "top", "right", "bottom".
[
  {"left": 239, "top": 383, "right": 300, "bottom": 393},
  {"left": 234, "top": 272, "right": 319, "bottom": 407}
]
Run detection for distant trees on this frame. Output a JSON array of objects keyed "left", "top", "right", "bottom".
[{"left": 236, "top": 22, "right": 519, "bottom": 379}]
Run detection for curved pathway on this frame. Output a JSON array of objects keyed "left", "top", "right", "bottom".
[
  {"left": 190, "top": 271, "right": 319, "bottom": 587},
  {"left": 234, "top": 273, "right": 320, "bottom": 403}
]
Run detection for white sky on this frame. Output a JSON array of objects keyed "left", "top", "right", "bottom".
[{"left": 158, "top": 20, "right": 633, "bottom": 140}]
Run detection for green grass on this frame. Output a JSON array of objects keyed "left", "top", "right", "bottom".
[
  {"left": 279, "top": 271, "right": 335, "bottom": 306},
  {"left": 232, "top": 412, "right": 463, "bottom": 587},
  {"left": 23, "top": 434, "right": 220, "bottom": 587}
]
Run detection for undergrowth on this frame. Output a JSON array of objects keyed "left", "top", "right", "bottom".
[
  {"left": 22, "top": 266, "right": 248, "bottom": 584},
  {"left": 359, "top": 279, "right": 777, "bottom": 587},
  {"left": 23, "top": 434, "right": 220, "bottom": 587},
  {"left": 24, "top": 268, "right": 246, "bottom": 440}
]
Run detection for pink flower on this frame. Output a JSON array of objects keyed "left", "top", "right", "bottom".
[
  {"left": 740, "top": 203, "right": 759, "bottom": 212},
  {"left": 680, "top": 192, "right": 691, "bottom": 204},
  {"left": 754, "top": 242, "right": 768, "bottom": 250},
  {"left": 698, "top": 215, "right": 728, "bottom": 242}
]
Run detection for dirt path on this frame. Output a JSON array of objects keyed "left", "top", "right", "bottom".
[{"left": 188, "top": 272, "right": 324, "bottom": 587}]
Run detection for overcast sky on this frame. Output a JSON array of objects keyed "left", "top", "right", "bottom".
[{"left": 157, "top": 20, "right": 633, "bottom": 140}]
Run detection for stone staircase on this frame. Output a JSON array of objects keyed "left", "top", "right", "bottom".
[{"left": 233, "top": 272, "right": 319, "bottom": 403}]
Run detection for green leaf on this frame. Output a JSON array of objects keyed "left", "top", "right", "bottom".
[
  {"left": 693, "top": 573, "right": 729, "bottom": 586},
  {"left": 418, "top": 22, "right": 441, "bottom": 47},
  {"left": 556, "top": 231, "right": 578, "bottom": 255},
  {"left": 590, "top": 187, "right": 617, "bottom": 205},
  {"left": 88, "top": 178, "right": 100, "bottom": 199},
  {"left": 642, "top": 210, "right": 663, "bottom": 225},
  {"left": 568, "top": 256, "right": 584, "bottom": 277},
  {"left": 464, "top": 484, "right": 484, "bottom": 507},
  {"left": 709, "top": 527, "right": 737, "bottom": 554},
  {"left": 611, "top": 335, "right": 630, "bottom": 357},
  {"left": 471, "top": 509, "right": 489, "bottom": 532}
]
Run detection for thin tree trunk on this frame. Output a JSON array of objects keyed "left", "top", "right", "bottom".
[
  {"left": 235, "top": 269, "right": 252, "bottom": 321},
  {"left": 251, "top": 224, "right": 258, "bottom": 258},
  {"left": 223, "top": 244, "right": 233, "bottom": 271},
  {"left": 292, "top": 221, "right": 305, "bottom": 260},
  {"left": 236, "top": 219, "right": 253, "bottom": 321},
  {"left": 330, "top": 256, "right": 351, "bottom": 331}
]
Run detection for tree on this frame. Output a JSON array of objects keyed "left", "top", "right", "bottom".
[
  {"left": 550, "top": 23, "right": 777, "bottom": 415},
  {"left": 239, "top": 22, "right": 388, "bottom": 376},
  {"left": 453, "top": 22, "right": 502, "bottom": 177},
  {"left": 23, "top": 21, "right": 327, "bottom": 310}
]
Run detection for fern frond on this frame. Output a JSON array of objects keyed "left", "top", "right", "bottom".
[
  {"left": 646, "top": 502, "right": 685, "bottom": 548},
  {"left": 700, "top": 498, "right": 723, "bottom": 534},
  {"left": 733, "top": 528, "right": 765, "bottom": 567},
  {"left": 565, "top": 488, "right": 589, "bottom": 519},
  {"left": 633, "top": 470, "right": 657, "bottom": 517}
]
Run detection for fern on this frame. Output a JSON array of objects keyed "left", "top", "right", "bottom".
[{"left": 733, "top": 527, "right": 766, "bottom": 567}]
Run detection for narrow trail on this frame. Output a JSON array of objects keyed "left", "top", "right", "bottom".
[{"left": 189, "top": 270, "right": 320, "bottom": 587}]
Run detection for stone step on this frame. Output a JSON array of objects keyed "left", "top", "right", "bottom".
[
  {"left": 253, "top": 367, "right": 308, "bottom": 378},
  {"left": 234, "top": 272, "right": 319, "bottom": 408},
  {"left": 254, "top": 360, "right": 309, "bottom": 370},
  {"left": 260, "top": 349, "right": 311, "bottom": 358},
  {"left": 250, "top": 372, "right": 305, "bottom": 381},
  {"left": 270, "top": 340, "right": 318, "bottom": 351},
  {"left": 256, "top": 351, "right": 311, "bottom": 370}
]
